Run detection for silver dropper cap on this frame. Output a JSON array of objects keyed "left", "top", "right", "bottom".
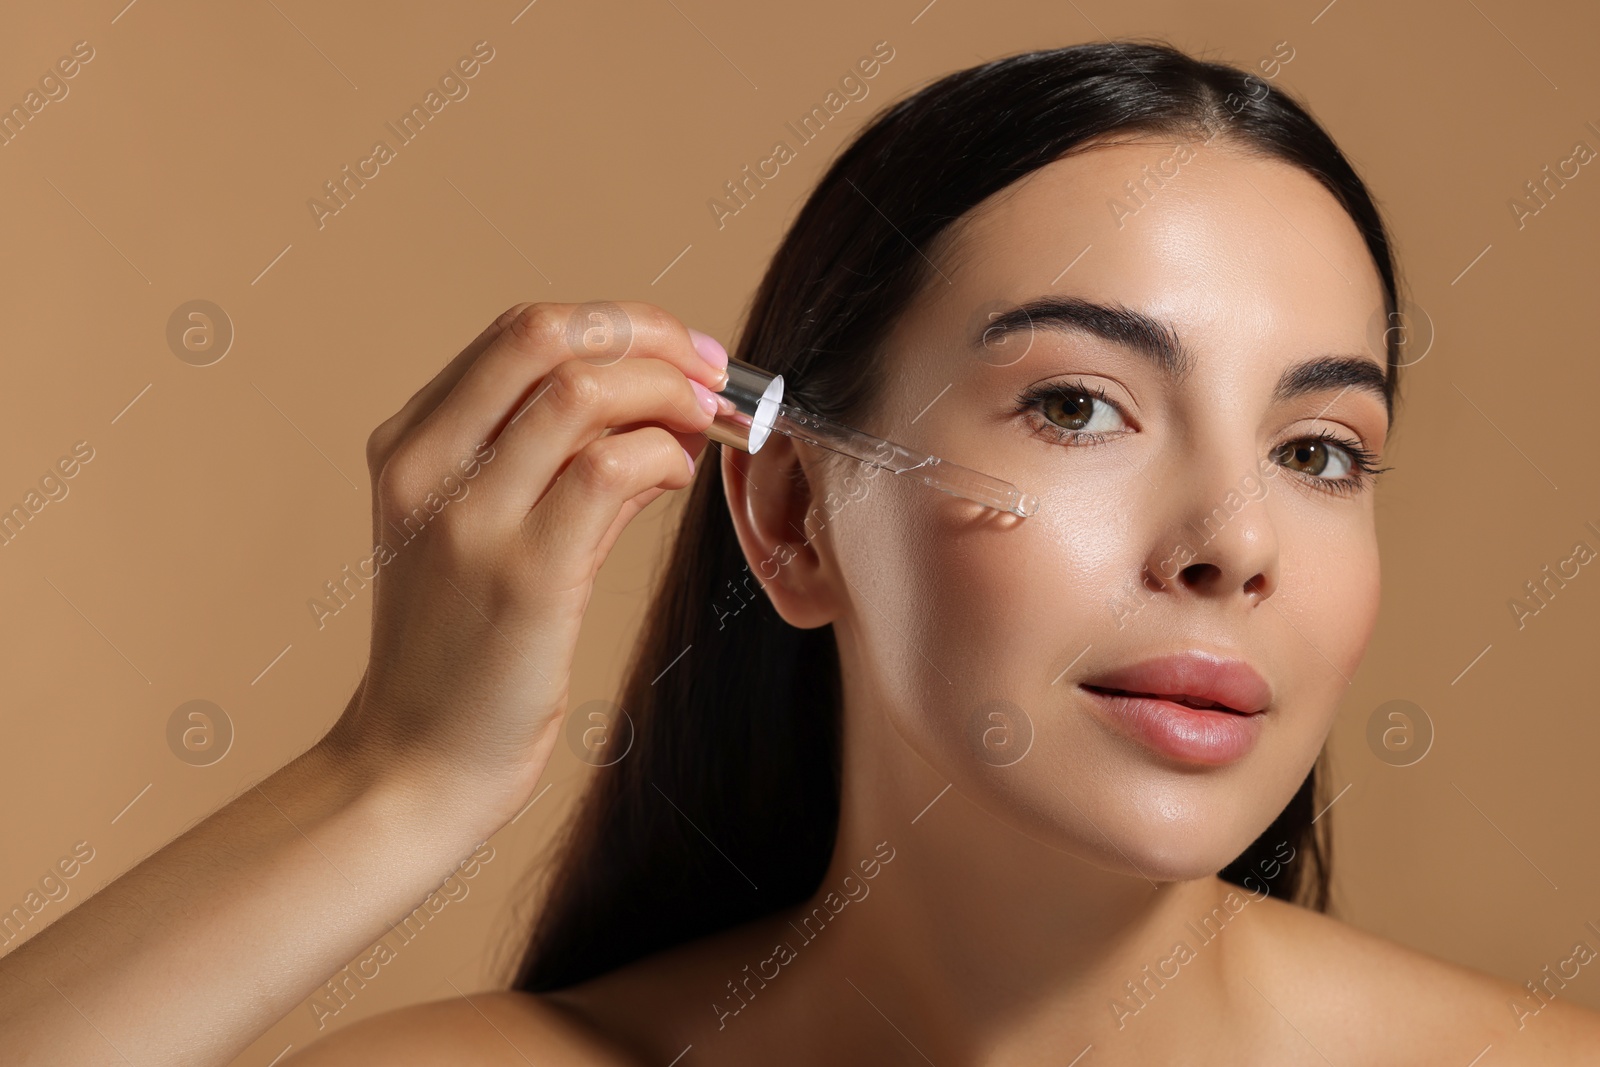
[{"left": 706, "top": 357, "right": 785, "bottom": 454}]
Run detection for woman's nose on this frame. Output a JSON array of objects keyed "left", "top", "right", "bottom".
[{"left": 1142, "top": 462, "right": 1280, "bottom": 607}]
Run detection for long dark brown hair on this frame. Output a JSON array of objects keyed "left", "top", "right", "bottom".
[{"left": 512, "top": 37, "right": 1405, "bottom": 992}]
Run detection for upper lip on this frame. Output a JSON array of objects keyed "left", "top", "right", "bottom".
[{"left": 1079, "top": 651, "right": 1272, "bottom": 715}]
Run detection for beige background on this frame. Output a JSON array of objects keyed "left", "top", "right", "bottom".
[{"left": 1, "top": 0, "right": 1597, "bottom": 1059}]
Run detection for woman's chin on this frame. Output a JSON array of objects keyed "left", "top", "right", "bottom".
[{"left": 957, "top": 774, "right": 1269, "bottom": 884}]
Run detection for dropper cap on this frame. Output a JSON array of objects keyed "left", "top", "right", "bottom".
[{"left": 705, "top": 357, "right": 785, "bottom": 453}]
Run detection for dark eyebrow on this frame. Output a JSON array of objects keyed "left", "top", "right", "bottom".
[
  {"left": 973, "top": 294, "right": 1392, "bottom": 421},
  {"left": 976, "top": 295, "right": 1194, "bottom": 380},
  {"left": 1270, "top": 355, "right": 1390, "bottom": 416}
]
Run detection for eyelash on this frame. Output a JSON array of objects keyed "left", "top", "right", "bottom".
[{"left": 1013, "top": 379, "right": 1394, "bottom": 497}]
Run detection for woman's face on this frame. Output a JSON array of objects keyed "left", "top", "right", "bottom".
[{"left": 772, "top": 135, "right": 1390, "bottom": 880}]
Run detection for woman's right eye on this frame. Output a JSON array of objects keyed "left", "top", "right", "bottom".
[{"left": 1015, "top": 380, "right": 1131, "bottom": 445}]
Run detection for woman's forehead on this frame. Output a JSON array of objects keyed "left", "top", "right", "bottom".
[{"left": 897, "top": 143, "right": 1387, "bottom": 379}]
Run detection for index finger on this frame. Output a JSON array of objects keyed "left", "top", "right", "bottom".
[{"left": 410, "top": 300, "right": 730, "bottom": 471}]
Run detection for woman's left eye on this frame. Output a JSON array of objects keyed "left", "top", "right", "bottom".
[
  {"left": 1275, "top": 436, "right": 1354, "bottom": 479},
  {"left": 1015, "top": 380, "right": 1129, "bottom": 445},
  {"left": 1271, "top": 432, "right": 1388, "bottom": 496}
]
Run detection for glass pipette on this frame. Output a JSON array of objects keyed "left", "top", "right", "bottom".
[
  {"left": 703, "top": 356, "right": 1039, "bottom": 519},
  {"left": 769, "top": 404, "right": 1039, "bottom": 518}
]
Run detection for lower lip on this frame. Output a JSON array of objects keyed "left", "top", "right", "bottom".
[{"left": 1080, "top": 686, "right": 1264, "bottom": 765}]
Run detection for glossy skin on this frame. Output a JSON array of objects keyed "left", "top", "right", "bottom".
[{"left": 279, "top": 137, "right": 1600, "bottom": 1064}]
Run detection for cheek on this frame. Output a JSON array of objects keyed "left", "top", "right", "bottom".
[
  {"left": 836, "top": 481, "right": 1128, "bottom": 765},
  {"left": 1285, "top": 524, "right": 1381, "bottom": 717},
  {"left": 1347, "top": 551, "right": 1382, "bottom": 673}
]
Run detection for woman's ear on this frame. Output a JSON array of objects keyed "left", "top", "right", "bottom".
[{"left": 719, "top": 436, "right": 839, "bottom": 630}]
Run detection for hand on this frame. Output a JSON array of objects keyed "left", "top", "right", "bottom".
[{"left": 321, "top": 300, "right": 729, "bottom": 833}]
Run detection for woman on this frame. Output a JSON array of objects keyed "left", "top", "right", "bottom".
[{"left": 6, "top": 39, "right": 1598, "bottom": 1066}]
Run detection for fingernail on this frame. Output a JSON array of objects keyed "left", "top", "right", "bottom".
[
  {"left": 690, "top": 379, "right": 720, "bottom": 417},
  {"left": 687, "top": 327, "right": 729, "bottom": 372},
  {"left": 683, "top": 444, "right": 697, "bottom": 477}
]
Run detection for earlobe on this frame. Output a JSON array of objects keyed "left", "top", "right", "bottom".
[{"left": 719, "top": 437, "right": 837, "bottom": 630}]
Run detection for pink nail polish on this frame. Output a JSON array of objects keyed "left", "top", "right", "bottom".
[
  {"left": 687, "top": 327, "right": 729, "bottom": 371},
  {"left": 690, "top": 379, "right": 719, "bottom": 417}
]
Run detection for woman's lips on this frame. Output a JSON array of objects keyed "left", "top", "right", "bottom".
[{"left": 1079, "top": 684, "right": 1264, "bottom": 765}]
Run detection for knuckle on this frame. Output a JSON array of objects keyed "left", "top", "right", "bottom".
[
  {"left": 496, "top": 301, "right": 537, "bottom": 331},
  {"left": 365, "top": 422, "right": 395, "bottom": 473},
  {"left": 572, "top": 438, "right": 636, "bottom": 494},
  {"left": 373, "top": 439, "right": 426, "bottom": 512},
  {"left": 637, "top": 424, "right": 677, "bottom": 453},
  {"left": 506, "top": 302, "right": 565, "bottom": 351},
  {"left": 621, "top": 301, "right": 675, "bottom": 340},
  {"left": 648, "top": 427, "right": 691, "bottom": 475},
  {"left": 545, "top": 359, "right": 608, "bottom": 416}
]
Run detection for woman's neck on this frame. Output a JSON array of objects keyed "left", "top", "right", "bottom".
[{"left": 751, "top": 672, "right": 1279, "bottom": 1062}]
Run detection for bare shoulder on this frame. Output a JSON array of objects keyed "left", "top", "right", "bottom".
[
  {"left": 279, "top": 990, "right": 650, "bottom": 1067},
  {"left": 1244, "top": 893, "right": 1600, "bottom": 1064},
  {"left": 281, "top": 915, "right": 790, "bottom": 1067}
]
